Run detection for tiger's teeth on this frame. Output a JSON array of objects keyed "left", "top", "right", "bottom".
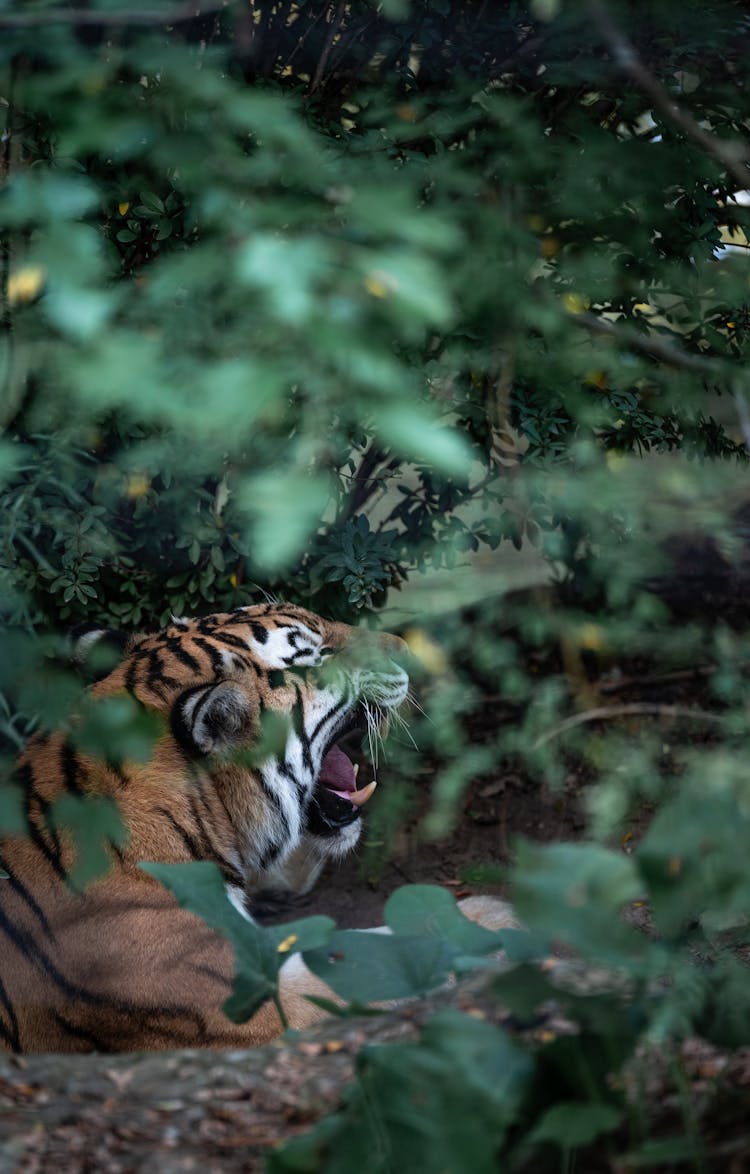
[
  {"left": 353, "top": 763, "right": 359, "bottom": 779},
  {"left": 349, "top": 779, "right": 376, "bottom": 808}
]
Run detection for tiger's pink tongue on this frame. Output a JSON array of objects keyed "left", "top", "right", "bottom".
[{"left": 319, "top": 745, "right": 356, "bottom": 795}]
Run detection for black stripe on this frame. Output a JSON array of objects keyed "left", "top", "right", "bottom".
[
  {"left": 282, "top": 647, "right": 317, "bottom": 665},
  {"left": 196, "top": 616, "right": 219, "bottom": 635},
  {"left": 278, "top": 760, "right": 306, "bottom": 803},
  {"left": 124, "top": 654, "right": 141, "bottom": 695},
  {"left": 217, "top": 631, "right": 254, "bottom": 654},
  {"left": 51, "top": 1012, "right": 112, "bottom": 1051},
  {"left": 288, "top": 684, "right": 313, "bottom": 774},
  {"left": 258, "top": 841, "right": 284, "bottom": 871},
  {"left": 165, "top": 638, "right": 202, "bottom": 674},
  {"left": 0, "top": 855, "right": 54, "bottom": 939},
  {"left": 154, "top": 806, "right": 203, "bottom": 858},
  {"left": 17, "top": 765, "right": 67, "bottom": 883},
  {"left": 0, "top": 905, "right": 211, "bottom": 1036},
  {"left": 310, "top": 693, "right": 351, "bottom": 745},
  {"left": 185, "top": 791, "right": 244, "bottom": 888},
  {"left": 146, "top": 650, "right": 180, "bottom": 698},
  {"left": 193, "top": 636, "right": 226, "bottom": 677},
  {"left": 231, "top": 653, "right": 255, "bottom": 672},
  {"left": 60, "top": 740, "right": 83, "bottom": 795},
  {"left": 0, "top": 972, "right": 21, "bottom": 1052}
]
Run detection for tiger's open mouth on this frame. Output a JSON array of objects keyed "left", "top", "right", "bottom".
[
  {"left": 307, "top": 712, "right": 378, "bottom": 835},
  {"left": 318, "top": 744, "right": 376, "bottom": 808}
]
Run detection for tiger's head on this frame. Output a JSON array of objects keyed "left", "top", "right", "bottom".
[{"left": 75, "top": 603, "right": 410, "bottom": 912}]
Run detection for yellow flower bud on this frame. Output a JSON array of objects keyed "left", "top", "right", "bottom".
[{"left": 7, "top": 266, "right": 46, "bottom": 306}]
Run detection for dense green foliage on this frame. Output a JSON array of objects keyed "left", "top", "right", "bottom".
[{"left": 3, "top": 0, "right": 750, "bottom": 1166}]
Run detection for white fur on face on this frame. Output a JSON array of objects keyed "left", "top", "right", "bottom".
[{"left": 249, "top": 623, "right": 327, "bottom": 670}]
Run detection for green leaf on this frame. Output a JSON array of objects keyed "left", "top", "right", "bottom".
[
  {"left": 142, "top": 860, "right": 280, "bottom": 1023},
  {"left": 384, "top": 884, "right": 507, "bottom": 955},
  {"left": 362, "top": 251, "right": 453, "bottom": 328},
  {"left": 49, "top": 794, "right": 128, "bottom": 891},
  {"left": 236, "top": 234, "right": 327, "bottom": 325},
  {"left": 266, "top": 915, "right": 335, "bottom": 955},
  {"left": 528, "top": 1101, "right": 621, "bottom": 1150},
  {"left": 243, "top": 471, "right": 329, "bottom": 572},
  {"left": 303, "top": 929, "right": 453, "bottom": 1002},
  {"left": 74, "top": 695, "right": 163, "bottom": 764},
  {"left": 510, "top": 840, "right": 647, "bottom": 967},
  {"left": 0, "top": 784, "right": 27, "bottom": 835},
  {"left": 374, "top": 406, "right": 471, "bottom": 476},
  {"left": 270, "top": 1011, "right": 532, "bottom": 1174}
]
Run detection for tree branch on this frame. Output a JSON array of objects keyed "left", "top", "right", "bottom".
[
  {"left": 0, "top": 2, "right": 230, "bottom": 30},
  {"left": 309, "top": 1, "right": 347, "bottom": 95},
  {"left": 587, "top": 0, "right": 750, "bottom": 192},
  {"left": 533, "top": 703, "right": 727, "bottom": 750},
  {"left": 339, "top": 443, "right": 398, "bottom": 524},
  {"left": 571, "top": 310, "right": 733, "bottom": 380}
]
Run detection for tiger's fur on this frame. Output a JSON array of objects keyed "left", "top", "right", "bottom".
[{"left": 0, "top": 603, "right": 412, "bottom": 1053}]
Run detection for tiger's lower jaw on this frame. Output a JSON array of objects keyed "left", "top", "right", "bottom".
[{"left": 305, "top": 788, "right": 362, "bottom": 837}]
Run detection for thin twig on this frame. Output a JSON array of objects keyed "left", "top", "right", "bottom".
[
  {"left": 597, "top": 665, "right": 716, "bottom": 695},
  {"left": 309, "top": 1, "right": 347, "bottom": 95},
  {"left": 284, "top": 5, "right": 330, "bottom": 70},
  {"left": 0, "top": 1, "right": 229, "bottom": 29},
  {"left": 587, "top": 0, "right": 750, "bottom": 192},
  {"left": 533, "top": 703, "right": 728, "bottom": 750},
  {"left": 340, "top": 444, "right": 398, "bottom": 523},
  {"left": 734, "top": 390, "right": 750, "bottom": 453},
  {"left": 571, "top": 310, "right": 731, "bottom": 380}
]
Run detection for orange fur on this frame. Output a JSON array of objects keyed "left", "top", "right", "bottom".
[{"left": 0, "top": 604, "right": 412, "bottom": 1052}]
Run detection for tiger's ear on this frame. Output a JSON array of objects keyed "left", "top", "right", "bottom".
[
  {"left": 69, "top": 623, "right": 130, "bottom": 679},
  {"left": 171, "top": 681, "right": 258, "bottom": 756}
]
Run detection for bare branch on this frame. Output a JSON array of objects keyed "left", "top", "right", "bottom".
[
  {"left": 734, "top": 390, "right": 750, "bottom": 454},
  {"left": 587, "top": 0, "right": 750, "bottom": 192},
  {"left": 309, "top": 1, "right": 347, "bottom": 95},
  {"left": 0, "top": 1, "right": 230, "bottom": 30},
  {"left": 339, "top": 443, "right": 398, "bottom": 523},
  {"left": 533, "top": 702, "right": 727, "bottom": 750},
  {"left": 571, "top": 310, "right": 732, "bottom": 380}
]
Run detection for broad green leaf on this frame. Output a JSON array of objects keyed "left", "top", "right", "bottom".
[
  {"left": 303, "top": 929, "right": 453, "bottom": 1002},
  {"left": 269, "top": 1011, "right": 532, "bottom": 1174},
  {"left": 528, "top": 1101, "right": 621, "bottom": 1149},
  {"left": 142, "top": 860, "right": 280, "bottom": 1022},
  {"left": 0, "top": 784, "right": 27, "bottom": 835},
  {"left": 74, "top": 695, "right": 164, "bottom": 764},
  {"left": 374, "top": 406, "right": 471, "bottom": 476},
  {"left": 44, "top": 286, "right": 115, "bottom": 341},
  {"left": 266, "top": 916, "right": 335, "bottom": 955},
  {"left": 384, "top": 884, "right": 506, "bottom": 955},
  {"left": 510, "top": 840, "right": 646, "bottom": 967},
  {"left": 49, "top": 794, "right": 128, "bottom": 891},
  {"left": 237, "top": 235, "right": 327, "bottom": 325},
  {"left": 361, "top": 251, "right": 452, "bottom": 328},
  {"left": 243, "top": 471, "right": 330, "bottom": 572}
]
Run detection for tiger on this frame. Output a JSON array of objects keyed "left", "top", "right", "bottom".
[{"left": 0, "top": 602, "right": 419, "bottom": 1053}]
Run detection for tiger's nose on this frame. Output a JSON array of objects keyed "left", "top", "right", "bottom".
[
  {"left": 375, "top": 630, "right": 410, "bottom": 663},
  {"left": 324, "top": 623, "right": 410, "bottom": 670}
]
